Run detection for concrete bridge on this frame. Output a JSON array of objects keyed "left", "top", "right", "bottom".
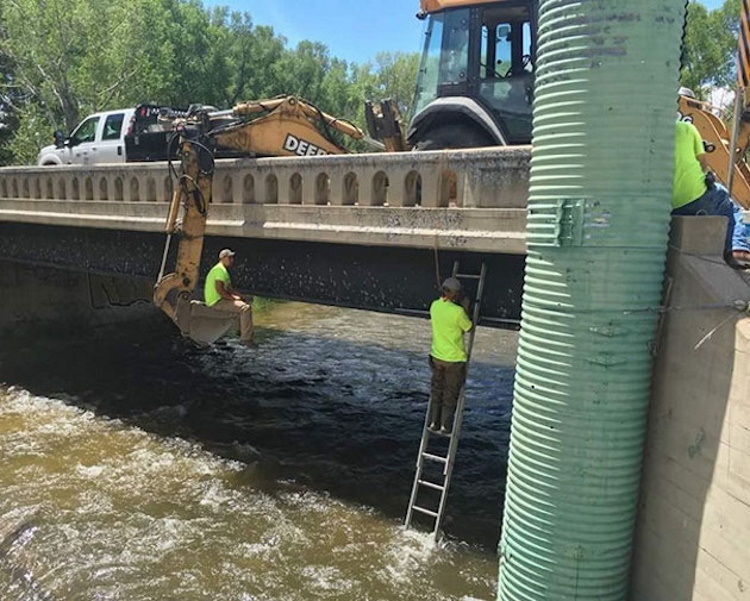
[{"left": 0, "top": 147, "right": 529, "bottom": 327}]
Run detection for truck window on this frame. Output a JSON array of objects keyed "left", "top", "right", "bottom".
[
  {"left": 102, "top": 113, "right": 125, "bottom": 141},
  {"left": 480, "top": 17, "right": 531, "bottom": 79},
  {"left": 71, "top": 116, "right": 100, "bottom": 144}
]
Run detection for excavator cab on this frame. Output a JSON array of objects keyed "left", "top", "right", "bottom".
[{"left": 409, "top": 0, "right": 536, "bottom": 149}]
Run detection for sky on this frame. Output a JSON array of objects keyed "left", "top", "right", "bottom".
[
  {"left": 202, "top": 0, "right": 436, "bottom": 64},
  {"left": 204, "top": 0, "right": 726, "bottom": 65}
]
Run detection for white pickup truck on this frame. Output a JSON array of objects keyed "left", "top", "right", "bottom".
[{"left": 37, "top": 108, "right": 135, "bottom": 166}]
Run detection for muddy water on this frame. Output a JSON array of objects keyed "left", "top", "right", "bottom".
[{"left": 0, "top": 303, "right": 517, "bottom": 600}]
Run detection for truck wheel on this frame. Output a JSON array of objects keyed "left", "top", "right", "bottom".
[{"left": 413, "top": 124, "right": 496, "bottom": 150}]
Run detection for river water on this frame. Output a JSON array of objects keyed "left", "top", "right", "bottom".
[{"left": 0, "top": 302, "right": 517, "bottom": 601}]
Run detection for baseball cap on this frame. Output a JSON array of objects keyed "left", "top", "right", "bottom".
[
  {"left": 441, "top": 277, "right": 461, "bottom": 293},
  {"left": 678, "top": 86, "right": 696, "bottom": 99},
  {"left": 219, "top": 248, "right": 236, "bottom": 259}
]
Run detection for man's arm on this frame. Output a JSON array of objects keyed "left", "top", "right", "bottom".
[
  {"left": 697, "top": 153, "right": 709, "bottom": 172},
  {"left": 459, "top": 298, "right": 474, "bottom": 333},
  {"left": 215, "top": 280, "right": 242, "bottom": 302},
  {"left": 690, "top": 124, "right": 709, "bottom": 172}
]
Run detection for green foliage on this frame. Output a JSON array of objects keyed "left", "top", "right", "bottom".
[
  {"left": 0, "top": 0, "right": 419, "bottom": 166},
  {"left": 681, "top": 0, "right": 740, "bottom": 98},
  {"left": 6, "top": 104, "right": 51, "bottom": 165}
]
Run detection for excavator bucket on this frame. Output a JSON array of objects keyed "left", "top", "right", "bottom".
[{"left": 182, "top": 301, "right": 235, "bottom": 346}]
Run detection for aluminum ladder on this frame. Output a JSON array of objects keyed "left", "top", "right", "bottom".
[{"left": 404, "top": 261, "right": 487, "bottom": 540}]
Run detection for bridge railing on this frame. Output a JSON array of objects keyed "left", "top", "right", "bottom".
[
  {"left": 0, "top": 147, "right": 530, "bottom": 209},
  {"left": 0, "top": 148, "right": 530, "bottom": 254}
]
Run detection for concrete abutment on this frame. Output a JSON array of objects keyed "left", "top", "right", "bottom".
[{"left": 0, "top": 260, "right": 154, "bottom": 334}]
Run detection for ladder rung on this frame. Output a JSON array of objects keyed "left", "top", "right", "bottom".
[
  {"left": 418, "top": 479, "right": 445, "bottom": 491},
  {"left": 412, "top": 505, "right": 439, "bottom": 518},
  {"left": 430, "top": 428, "right": 452, "bottom": 438},
  {"left": 422, "top": 452, "right": 448, "bottom": 463},
  {"left": 455, "top": 273, "right": 482, "bottom": 280}
]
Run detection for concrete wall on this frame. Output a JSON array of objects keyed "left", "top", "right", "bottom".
[
  {"left": 0, "top": 260, "right": 154, "bottom": 333},
  {"left": 631, "top": 217, "right": 750, "bottom": 600}
]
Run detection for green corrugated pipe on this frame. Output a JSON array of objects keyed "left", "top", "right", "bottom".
[{"left": 497, "top": 1, "right": 686, "bottom": 600}]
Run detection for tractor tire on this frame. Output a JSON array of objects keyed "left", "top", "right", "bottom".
[{"left": 412, "top": 124, "right": 496, "bottom": 150}]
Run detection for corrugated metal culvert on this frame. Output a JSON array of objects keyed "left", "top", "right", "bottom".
[{"left": 497, "top": 0, "right": 687, "bottom": 599}]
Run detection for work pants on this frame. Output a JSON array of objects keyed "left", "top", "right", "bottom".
[
  {"left": 428, "top": 356, "right": 466, "bottom": 430},
  {"left": 672, "top": 184, "right": 750, "bottom": 256},
  {"left": 211, "top": 299, "right": 253, "bottom": 342}
]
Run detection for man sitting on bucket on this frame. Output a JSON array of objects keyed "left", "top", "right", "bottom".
[{"left": 204, "top": 248, "right": 253, "bottom": 345}]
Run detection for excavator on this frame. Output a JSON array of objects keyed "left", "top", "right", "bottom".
[{"left": 152, "top": 95, "right": 371, "bottom": 344}]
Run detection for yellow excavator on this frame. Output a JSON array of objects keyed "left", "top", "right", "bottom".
[
  {"left": 368, "top": 0, "right": 750, "bottom": 213},
  {"left": 153, "top": 96, "right": 371, "bottom": 344}
]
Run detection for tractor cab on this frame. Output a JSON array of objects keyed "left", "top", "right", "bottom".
[{"left": 410, "top": 0, "right": 536, "bottom": 149}]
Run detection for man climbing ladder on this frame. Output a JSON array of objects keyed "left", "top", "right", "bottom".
[
  {"left": 428, "top": 277, "right": 473, "bottom": 434},
  {"left": 405, "top": 262, "right": 486, "bottom": 540}
]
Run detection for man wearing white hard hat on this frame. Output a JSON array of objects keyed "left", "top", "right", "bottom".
[{"left": 204, "top": 248, "right": 253, "bottom": 344}]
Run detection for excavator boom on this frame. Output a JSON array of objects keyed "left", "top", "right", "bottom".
[
  {"left": 211, "top": 96, "right": 360, "bottom": 157},
  {"left": 153, "top": 127, "right": 212, "bottom": 332}
]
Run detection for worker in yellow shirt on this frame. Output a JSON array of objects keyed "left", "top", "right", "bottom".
[
  {"left": 428, "top": 277, "right": 473, "bottom": 434},
  {"left": 204, "top": 248, "right": 253, "bottom": 344},
  {"left": 672, "top": 119, "right": 750, "bottom": 268}
]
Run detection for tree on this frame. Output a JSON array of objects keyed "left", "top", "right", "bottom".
[
  {"left": 681, "top": 0, "right": 740, "bottom": 98},
  {"left": 0, "top": 7, "right": 20, "bottom": 166}
]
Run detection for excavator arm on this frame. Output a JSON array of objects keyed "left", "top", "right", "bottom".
[
  {"left": 153, "top": 126, "right": 213, "bottom": 335},
  {"left": 364, "top": 100, "right": 408, "bottom": 152},
  {"left": 152, "top": 96, "right": 370, "bottom": 342},
  {"left": 201, "top": 95, "right": 368, "bottom": 158},
  {"left": 679, "top": 93, "right": 750, "bottom": 209}
]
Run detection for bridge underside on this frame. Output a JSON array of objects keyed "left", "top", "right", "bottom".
[{"left": 0, "top": 223, "right": 523, "bottom": 328}]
